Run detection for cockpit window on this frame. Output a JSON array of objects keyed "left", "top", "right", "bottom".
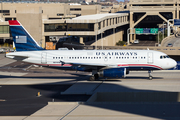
[{"left": 160, "top": 55, "right": 169, "bottom": 59}]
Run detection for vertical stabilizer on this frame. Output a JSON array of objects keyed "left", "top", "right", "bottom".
[{"left": 9, "top": 20, "right": 44, "bottom": 51}]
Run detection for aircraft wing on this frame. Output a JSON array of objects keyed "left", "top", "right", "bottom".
[
  {"left": 64, "top": 61, "right": 127, "bottom": 68},
  {"left": 69, "top": 62, "right": 107, "bottom": 67}
]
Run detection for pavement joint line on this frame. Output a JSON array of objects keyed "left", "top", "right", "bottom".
[
  {"left": 91, "top": 79, "right": 104, "bottom": 93},
  {"left": 59, "top": 104, "right": 80, "bottom": 120},
  {"left": 22, "top": 116, "right": 29, "bottom": 120},
  {"left": 24, "top": 65, "right": 33, "bottom": 71},
  {"left": 25, "top": 115, "right": 150, "bottom": 117}
]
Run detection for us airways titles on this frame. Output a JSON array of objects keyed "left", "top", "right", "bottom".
[{"left": 96, "top": 52, "right": 138, "bottom": 56}]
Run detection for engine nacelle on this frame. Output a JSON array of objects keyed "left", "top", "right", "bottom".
[{"left": 99, "top": 68, "right": 127, "bottom": 78}]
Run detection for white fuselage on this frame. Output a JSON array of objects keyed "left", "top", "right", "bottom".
[{"left": 6, "top": 49, "right": 177, "bottom": 71}]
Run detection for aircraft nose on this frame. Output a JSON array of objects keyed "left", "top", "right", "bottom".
[
  {"left": 171, "top": 59, "right": 177, "bottom": 68},
  {"left": 169, "top": 59, "right": 177, "bottom": 69}
]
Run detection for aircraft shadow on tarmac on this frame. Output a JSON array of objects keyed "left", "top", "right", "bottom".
[
  {"left": 0, "top": 72, "right": 163, "bottom": 80},
  {"left": 0, "top": 73, "right": 88, "bottom": 81},
  {"left": 32, "top": 82, "right": 180, "bottom": 120},
  {"left": 125, "top": 76, "right": 164, "bottom": 80},
  {"left": 28, "top": 79, "right": 180, "bottom": 120},
  {"left": 0, "top": 74, "right": 180, "bottom": 120}
]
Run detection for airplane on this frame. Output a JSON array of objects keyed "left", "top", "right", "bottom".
[{"left": 6, "top": 20, "right": 177, "bottom": 81}]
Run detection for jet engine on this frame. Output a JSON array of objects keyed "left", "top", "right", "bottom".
[{"left": 99, "top": 68, "right": 127, "bottom": 78}]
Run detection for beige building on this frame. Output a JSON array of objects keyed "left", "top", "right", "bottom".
[
  {"left": 0, "top": 2, "right": 72, "bottom": 47},
  {"left": 0, "top": 2, "right": 128, "bottom": 49},
  {"left": 43, "top": 13, "right": 129, "bottom": 48},
  {"left": 70, "top": 4, "right": 101, "bottom": 16},
  {"left": 85, "top": 0, "right": 99, "bottom": 2},
  {"left": 0, "top": 2, "right": 103, "bottom": 48},
  {"left": 129, "top": 0, "right": 180, "bottom": 43}
]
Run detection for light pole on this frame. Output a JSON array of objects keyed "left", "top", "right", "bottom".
[
  {"left": 167, "top": 19, "right": 174, "bottom": 37},
  {"left": 127, "top": 28, "right": 130, "bottom": 45},
  {"left": 95, "top": 23, "right": 98, "bottom": 50},
  {"left": 163, "top": 21, "right": 166, "bottom": 40},
  {"left": 158, "top": 31, "right": 161, "bottom": 46},
  {"left": 127, "top": 28, "right": 134, "bottom": 45},
  {"left": 101, "top": 32, "right": 104, "bottom": 50}
]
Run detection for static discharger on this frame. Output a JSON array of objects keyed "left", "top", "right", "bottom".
[{"left": 36, "top": 92, "right": 41, "bottom": 97}]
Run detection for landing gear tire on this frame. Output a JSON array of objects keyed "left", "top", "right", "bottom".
[
  {"left": 89, "top": 74, "right": 99, "bottom": 81},
  {"left": 94, "top": 74, "right": 99, "bottom": 80},
  {"left": 148, "top": 70, "right": 153, "bottom": 80},
  {"left": 89, "top": 76, "right": 95, "bottom": 81}
]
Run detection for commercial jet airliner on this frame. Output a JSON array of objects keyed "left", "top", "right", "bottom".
[{"left": 6, "top": 20, "right": 177, "bottom": 80}]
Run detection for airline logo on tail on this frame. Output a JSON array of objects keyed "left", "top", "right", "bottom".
[
  {"left": 16, "top": 36, "right": 27, "bottom": 43},
  {"left": 9, "top": 20, "right": 44, "bottom": 51}
]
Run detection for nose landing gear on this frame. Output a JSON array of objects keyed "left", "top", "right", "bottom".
[{"left": 148, "top": 70, "right": 153, "bottom": 80}]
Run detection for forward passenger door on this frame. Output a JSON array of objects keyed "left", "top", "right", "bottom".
[{"left": 147, "top": 52, "right": 153, "bottom": 64}]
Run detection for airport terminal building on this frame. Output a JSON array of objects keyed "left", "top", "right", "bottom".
[
  {"left": 0, "top": 2, "right": 129, "bottom": 49},
  {"left": 44, "top": 13, "right": 129, "bottom": 47}
]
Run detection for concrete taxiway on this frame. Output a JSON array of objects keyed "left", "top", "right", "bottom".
[{"left": 0, "top": 53, "right": 180, "bottom": 120}]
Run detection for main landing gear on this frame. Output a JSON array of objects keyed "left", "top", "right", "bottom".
[
  {"left": 148, "top": 70, "right": 153, "bottom": 80},
  {"left": 89, "top": 70, "right": 99, "bottom": 81},
  {"left": 89, "top": 73, "right": 99, "bottom": 81}
]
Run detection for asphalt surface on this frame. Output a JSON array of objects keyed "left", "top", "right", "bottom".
[
  {"left": 161, "top": 35, "right": 180, "bottom": 47},
  {"left": 130, "top": 40, "right": 156, "bottom": 46},
  {"left": 1, "top": 53, "right": 180, "bottom": 120},
  {"left": 0, "top": 85, "right": 90, "bottom": 116},
  {"left": 0, "top": 53, "right": 91, "bottom": 116}
]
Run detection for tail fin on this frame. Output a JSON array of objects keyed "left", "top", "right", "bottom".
[{"left": 8, "top": 20, "right": 44, "bottom": 51}]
